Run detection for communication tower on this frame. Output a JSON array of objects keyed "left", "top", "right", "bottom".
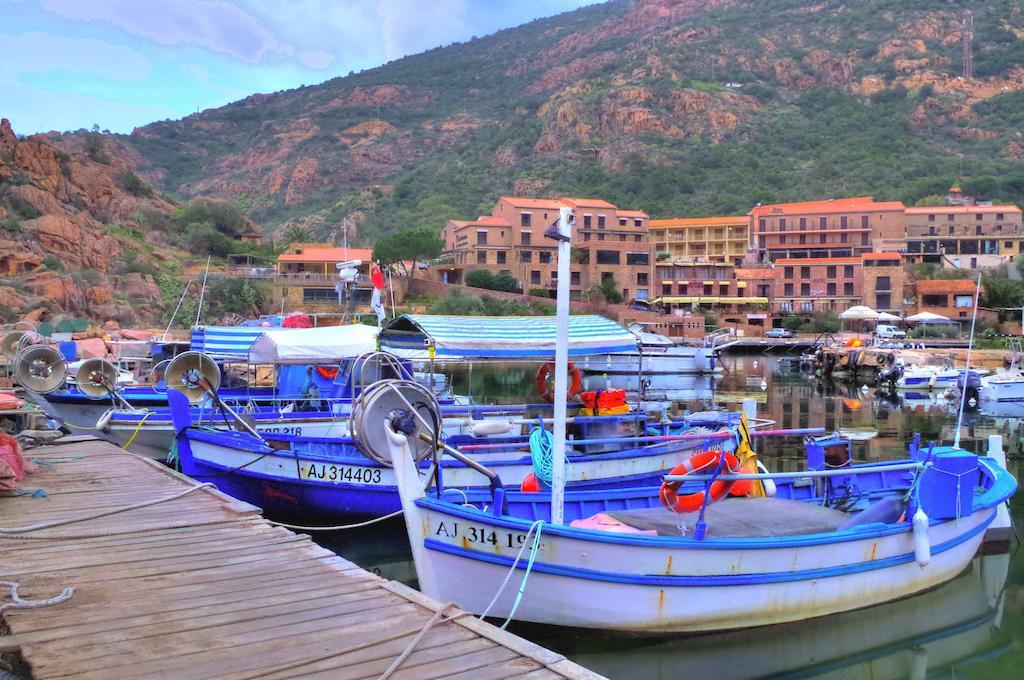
[{"left": 962, "top": 9, "right": 974, "bottom": 80}]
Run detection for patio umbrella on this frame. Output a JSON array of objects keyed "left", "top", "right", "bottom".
[
  {"left": 906, "top": 311, "right": 953, "bottom": 324},
  {"left": 839, "top": 306, "right": 879, "bottom": 335},
  {"left": 876, "top": 312, "right": 901, "bottom": 321}
]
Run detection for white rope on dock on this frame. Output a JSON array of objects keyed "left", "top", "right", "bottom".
[
  {"left": 265, "top": 510, "right": 403, "bottom": 532},
  {"left": 0, "top": 581, "right": 74, "bottom": 613},
  {"left": 377, "top": 602, "right": 459, "bottom": 680}
]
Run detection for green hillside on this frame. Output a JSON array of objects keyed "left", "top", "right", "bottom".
[{"left": 117, "top": 0, "right": 1024, "bottom": 242}]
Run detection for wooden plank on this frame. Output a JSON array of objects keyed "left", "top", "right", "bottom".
[{"left": 1, "top": 438, "right": 600, "bottom": 680}]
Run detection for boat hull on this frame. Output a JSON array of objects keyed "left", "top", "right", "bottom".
[{"left": 582, "top": 347, "right": 718, "bottom": 375}]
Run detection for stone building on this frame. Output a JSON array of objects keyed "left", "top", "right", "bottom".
[{"left": 900, "top": 205, "right": 1024, "bottom": 270}]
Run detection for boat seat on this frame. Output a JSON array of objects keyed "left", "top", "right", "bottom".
[{"left": 605, "top": 497, "right": 851, "bottom": 538}]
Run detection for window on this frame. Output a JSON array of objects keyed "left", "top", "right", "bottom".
[
  {"left": 634, "top": 218, "right": 643, "bottom": 227},
  {"left": 876, "top": 276, "right": 891, "bottom": 291},
  {"left": 520, "top": 213, "right": 531, "bottom": 227},
  {"left": 302, "top": 288, "right": 337, "bottom": 304},
  {"left": 861, "top": 215, "right": 868, "bottom": 228},
  {"left": 800, "top": 266, "right": 810, "bottom": 279},
  {"left": 539, "top": 252, "right": 552, "bottom": 264},
  {"left": 637, "top": 273, "right": 649, "bottom": 286},
  {"left": 531, "top": 270, "right": 541, "bottom": 285},
  {"left": 583, "top": 214, "right": 592, "bottom": 228},
  {"left": 597, "top": 215, "right": 606, "bottom": 228},
  {"left": 800, "top": 283, "right": 810, "bottom": 296},
  {"left": 571, "top": 272, "right": 581, "bottom": 286},
  {"left": 619, "top": 218, "right": 627, "bottom": 226},
  {"left": 820, "top": 234, "right": 827, "bottom": 243},
  {"left": 843, "top": 265, "right": 854, "bottom": 277},
  {"left": 876, "top": 294, "right": 891, "bottom": 309},
  {"left": 597, "top": 233, "right": 605, "bottom": 241},
  {"left": 997, "top": 213, "right": 1005, "bottom": 220},
  {"left": 779, "top": 218, "right": 787, "bottom": 231},
  {"left": 662, "top": 284, "right": 672, "bottom": 295},
  {"left": 626, "top": 253, "right": 649, "bottom": 266},
  {"left": 520, "top": 251, "right": 532, "bottom": 263},
  {"left": 704, "top": 284, "right": 714, "bottom": 295},
  {"left": 928, "top": 214, "right": 936, "bottom": 222},
  {"left": 955, "top": 294, "right": 973, "bottom": 308},
  {"left": 758, "top": 218, "right": 766, "bottom": 230},
  {"left": 840, "top": 232, "right": 848, "bottom": 244},
  {"left": 843, "top": 282, "right": 853, "bottom": 296},
  {"left": 619, "top": 234, "right": 626, "bottom": 242},
  {"left": 840, "top": 216, "right": 848, "bottom": 229},
  {"left": 948, "top": 214, "right": 955, "bottom": 221},
  {"left": 583, "top": 233, "right": 591, "bottom": 241},
  {"left": 476, "top": 230, "right": 487, "bottom": 245},
  {"left": 780, "top": 235, "right": 787, "bottom": 244},
  {"left": 827, "top": 283, "right": 836, "bottom": 296},
  {"left": 976, "top": 214, "right": 983, "bottom": 221},
  {"left": 799, "top": 235, "right": 806, "bottom": 244},
  {"left": 521, "top": 231, "right": 531, "bottom": 246},
  {"left": 634, "top": 235, "right": 642, "bottom": 242},
  {"left": 496, "top": 251, "right": 506, "bottom": 264},
  {"left": 928, "top": 226, "right": 936, "bottom": 236},
  {"left": 1006, "top": 241, "right": 1013, "bottom": 250},
  {"left": 827, "top": 266, "right": 836, "bottom": 278},
  {"left": 601, "top": 272, "right": 614, "bottom": 283},
  {"left": 819, "top": 217, "right": 827, "bottom": 229},
  {"left": 799, "top": 217, "right": 807, "bottom": 230},
  {"left": 477, "top": 251, "right": 487, "bottom": 264},
  {"left": 596, "top": 250, "right": 620, "bottom": 265},
  {"left": 861, "top": 233, "right": 869, "bottom": 246},
  {"left": 784, "top": 266, "right": 793, "bottom": 278}
]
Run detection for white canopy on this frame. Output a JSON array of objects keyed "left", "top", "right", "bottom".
[
  {"left": 248, "top": 324, "right": 378, "bottom": 364},
  {"left": 839, "top": 306, "right": 880, "bottom": 320},
  {"left": 906, "top": 311, "right": 954, "bottom": 324},
  {"left": 876, "top": 312, "right": 901, "bottom": 321}
]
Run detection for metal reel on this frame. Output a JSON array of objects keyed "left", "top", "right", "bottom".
[
  {"left": 165, "top": 351, "right": 221, "bottom": 404},
  {"left": 149, "top": 359, "right": 172, "bottom": 386},
  {"left": 1, "top": 331, "right": 27, "bottom": 361},
  {"left": 76, "top": 358, "right": 119, "bottom": 399},
  {"left": 351, "top": 379, "right": 439, "bottom": 467},
  {"left": 13, "top": 345, "right": 68, "bottom": 394}
]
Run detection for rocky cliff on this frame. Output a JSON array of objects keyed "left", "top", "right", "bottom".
[{"left": 0, "top": 118, "right": 175, "bottom": 324}]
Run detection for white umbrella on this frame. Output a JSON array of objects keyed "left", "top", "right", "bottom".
[
  {"left": 839, "top": 306, "right": 880, "bottom": 320},
  {"left": 906, "top": 311, "right": 953, "bottom": 324},
  {"left": 876, "top": 312, "right": 901, "bottom": 321}
]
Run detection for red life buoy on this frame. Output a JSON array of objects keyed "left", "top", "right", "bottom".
[
  {"left": 315, "top": 366, "right": 340, "bottom": 380},
  {"left": 659, "top": 450, "right": 740, "bottom": 513},
  {"left": 534, "top": 361, "right": 583, "bottom": 403}
]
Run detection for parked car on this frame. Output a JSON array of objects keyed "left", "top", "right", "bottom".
[
  {"left": 875, "top": 324, "right": 907, "bottom": 339},
  {"left": 765, "top": 327, "right": 794, "bottom": 339}
]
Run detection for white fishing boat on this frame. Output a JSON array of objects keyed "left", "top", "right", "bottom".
[{"left": 582, "top": 324, "right": 720, "bottom": 375}]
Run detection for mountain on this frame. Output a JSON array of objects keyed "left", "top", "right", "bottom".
[{"left": 74, "top": 0, "right": 1024, "bottom": 244}]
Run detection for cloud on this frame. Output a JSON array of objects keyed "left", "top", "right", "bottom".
[
  {"left": 39, "top": 0, "right": 298, "bottom": 65},
  {"left": 0, "top": 31, "right": 151, "bottom": 83},
  {"left": 298, "top": 49, "right": 335, "bottom": 70},
  {"left": 376, "top": 0, "right": 472, "bottom": 61}
]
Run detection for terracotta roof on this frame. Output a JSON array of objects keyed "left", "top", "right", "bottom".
[
  {"left": 860, "top": 252, "right": 902, "bottom": 261},
  {"left": 278, "top": 246, "right": 374, "bottom": 263},
  {"left": 616, "top": 209, "right": 649, "bottom": 218},
  {"left": 949, "top": 185, "right": 962, "bottom": 192},
  {"left": 498, "top": 196, "right": 564, "bottom": 209},
  {"left": 650, "top": 216, "right": 748, "bottom": 227},
  {"left": 775, "top": 257, "right": 862, "bottom": 265},
  {"left": 904, "top": 205, "right": 1021, "bottom": 215},
  {"left": 915, "top": 279, "right": 980, "bottom": 294},
  {"left": 562, "top": 197, "right": 618, "bottom": 210},
  {"left": 749, "top": 197, "right": 905, "bottom": 217}
]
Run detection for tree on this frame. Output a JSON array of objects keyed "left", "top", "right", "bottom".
[
  {"left": 372, "top": 227, "right": 443, "bottom": 279},
  {"left": 283, "top": 225, "right": 314, "bottom": 244},
  {"left": 600, "top": 277, "right": 624, "bottom": 304},
  {"left": 465, "top": 269, "right": 518, "bottom": 292},
  {"left": 980, "top": 277, "right": 1022, "bottom": 308},
  {"left": 782, "top": 315, "right": 805, "bottom": 331}
]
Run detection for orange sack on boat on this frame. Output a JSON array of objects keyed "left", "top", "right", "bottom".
[{"left": 0, "top": 433, "right": 37, "bottom": 494}]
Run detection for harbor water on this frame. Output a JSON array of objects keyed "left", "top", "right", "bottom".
[{"left": 315, "top": 354, "right": 1024, "bottom": 679}]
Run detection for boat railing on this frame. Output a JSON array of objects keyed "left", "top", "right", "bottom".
[{"left": 664, "top": 461, "right": 923, "bottom": 483}]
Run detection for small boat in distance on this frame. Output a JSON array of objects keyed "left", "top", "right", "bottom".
[{"left": 582, "top": 324, "right": 720, "bottom": 375}]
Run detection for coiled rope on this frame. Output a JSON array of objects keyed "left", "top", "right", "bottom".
[{"left": 529, "top": 424, "right": 569, "bottom": 486}]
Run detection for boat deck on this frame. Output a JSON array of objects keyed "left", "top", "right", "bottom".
[{"left": 0, "top": 438, "right": 601, "bottom": 680}]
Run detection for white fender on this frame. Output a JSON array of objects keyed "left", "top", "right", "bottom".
[
  {"left": 913, "top": 507, "right": 931, "bottom": 567},
  {"left": 469, "top": 419, "right": 513, "bottom": 437},
  {"left": 756, "top": 460, "right": 777, "bottom": 497},
  {"left": 96, "top": 408, "right": 115, "bottom": 432}
]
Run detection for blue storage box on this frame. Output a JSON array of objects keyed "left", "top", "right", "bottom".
[
  {"left": 917, "top": 448, "right": 978, "bottom": 519},
  {"left": 58, "top": 341, "right": 77, "bottom": 361}
]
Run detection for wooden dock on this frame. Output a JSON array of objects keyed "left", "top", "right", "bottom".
[{"left": 1, "top": 438, "right": 602, "bottom": 680}]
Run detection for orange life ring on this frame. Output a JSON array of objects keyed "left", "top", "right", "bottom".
[
  {"left": 315, "top": 366, "right": 340, "bottom": 380},
  {"left": 659, "top": 450, "right": 740, "bottom": 513},
  {"left": 535, "top": 361, "right": 583, "bottom": 403}
]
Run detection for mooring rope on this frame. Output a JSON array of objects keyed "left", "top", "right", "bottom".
[
  {"left": 266, "top": 510, "right": 403, "bottom": 532},
  {"left": 0, "top": 580, "right": 74, "bottom": 613}
]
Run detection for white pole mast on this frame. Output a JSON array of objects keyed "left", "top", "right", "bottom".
[
  {"left": 551, "top": 207, "right": 573, "bottom": 525},
  {"left": 195, "top": 255, "right": 211, "bottom": 327},
  {"left": 953, "top": 272, "right": 982, "bottom": 449}
]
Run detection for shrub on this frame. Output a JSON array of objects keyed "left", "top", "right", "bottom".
[
  {"left": 529, "top": 288, "right": 551, "bottom": 298},
  {"left": 41, "top": 255, "right": 63, "bottom": 271},
  {"left": 600, "top": 277, "right": 623, "bottom": 304},
  {"left": 704, "top": 314, "right": 718, "bottom": 330},
  {"left": 9, "top": 196, "right": 39, "bottom": 219},
  {"left": 781, "top": 315, "right": 804, "bottom": 331},
  {"left": 0, "top": 217, "right": 20, "bottom": 232},
  {"left": 185, "top": 224, "right": 234, "bottom": 257},
  {"left": 465, "top": 269, "right": 519, "bottom": 292},
  {"left": 116, "top": 170, "right": 154, "bottom": 198},
  {"left": 73, "top": 268, "right": 103, "bottom": 285},
  {"left": 812, "top": 314, "right": 840, "bottom": 333}
]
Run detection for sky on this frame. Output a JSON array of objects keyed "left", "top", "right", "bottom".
[{"left": 0, "top": 0, "right": 600, "bottom": 135}]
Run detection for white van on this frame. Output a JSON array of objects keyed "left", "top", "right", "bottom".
[{"left": 875, "top": 324, "right": 906, "bottom": 339}]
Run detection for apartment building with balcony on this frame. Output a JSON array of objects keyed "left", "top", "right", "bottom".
[
  {"left": 648, "top": 216, "right": 749, "bottom": 265},
  {"left": 750, "top": 197, "right": 906, "bottom": 263},
  {"left": 441, "top": 196, "right": 652, "bottom": 301},
  {"left": 772, "top": 257, "right": 863, "bottom": 318},
  {"left": 650, "top": 260, "right": 770, "bottom": 321},
  {"left": 274, "top": 244, "right": 374, "bottom": 311},
  {"left": 900, "top": 204, "right": 1024, "bottom": 269},
  {"left": 860, "top": 252, "right": 906, "bottom": 314}
]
